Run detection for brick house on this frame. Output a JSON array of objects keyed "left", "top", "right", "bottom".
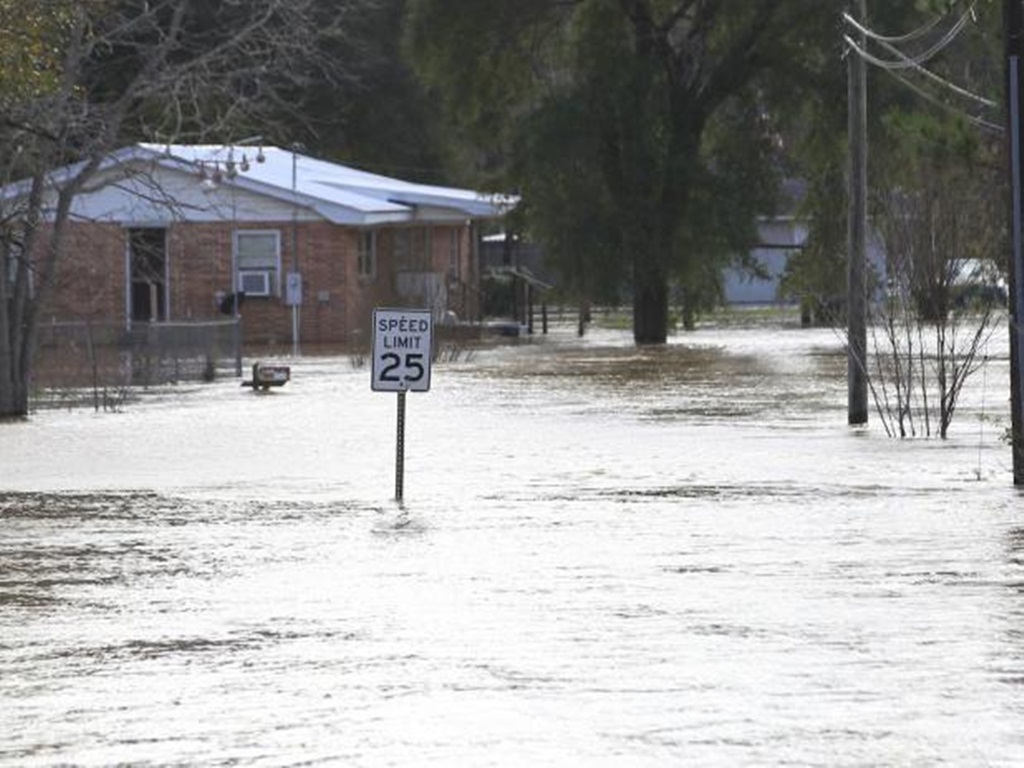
[{"left": 14, "top": 143, "right": 514, "bottom": 348}]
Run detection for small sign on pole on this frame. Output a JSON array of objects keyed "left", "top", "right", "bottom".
[
  {"left": 285, "top": 272, "right": 303, "bottom": 306},
  {"left": 372, "top": 308, "right": 432, "bottom": 392},
  {"left": 372, "top": 308, "right": 433, "bottom": 501}
]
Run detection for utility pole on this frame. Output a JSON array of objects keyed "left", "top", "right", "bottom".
[
  {"left": 847, "top": 0, "right": 869, "bottom": 426},
  {"left": 289, "top": 143, "right": 303, "bottom": 358},
  {"left": 1005, "top": 0, "right": 1024, "bottom": 483}
]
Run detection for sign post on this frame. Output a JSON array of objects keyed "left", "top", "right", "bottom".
[
  {"left": 285, "top": 272, "right": 302, "bottom": 358},
  {"left": 372, "top": 308, "right": 433, "bottom": 501}
]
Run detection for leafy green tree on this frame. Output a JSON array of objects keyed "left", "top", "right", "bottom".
[
  {"left": 406, "top": 0, "right": 827, "bottom": 342},
  {"left": 0, "top": 0, "right": 70, "bottom": 109}
]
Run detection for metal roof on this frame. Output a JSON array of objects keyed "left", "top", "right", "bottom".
[
  {"left": 140, "top": 144, "right": 516, "bottom": 224},
  {"left": 1, "top": 143, "right": 516, "bottom": 226}
]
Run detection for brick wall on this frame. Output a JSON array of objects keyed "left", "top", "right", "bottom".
[
  {"left": 47, "top": 222, "right": 126, "bottom": 323},
  {"left": 169, "top": 222, "right": 231, "bottom": 321},
  {"left": 44, "top": 218, "right": 482, "bottom": 347}
]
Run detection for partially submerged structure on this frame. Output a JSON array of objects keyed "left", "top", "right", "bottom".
[{"left": 4, "top": 144, "right": 514, "bottom": 357}]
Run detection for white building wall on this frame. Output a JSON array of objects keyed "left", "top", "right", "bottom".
[
  {"left": 65, "top": 165, "right": 318, "bottom": 225},
  {"left": 722, "top": 219, "right": 886, "bottom": 306}
]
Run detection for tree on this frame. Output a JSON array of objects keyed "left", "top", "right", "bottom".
[
  {"left": 296, "top": 0, "right": 451, "bottom": 184},
  {"left": 0, "top": 0, "right": 67, "bottom": 109},
  {"left": 782, "top": 1, "right": 1006, "bottom": 438},
  {"left": 0, "top": 0, "right": 362, "bottom": 418},
  {"left": 871, "top": 128, "right": 1004, "bottom": 439},
  {"left": 783, "top": 1, "right": 1005, "bottom": 322},
  {"left": 406, "top": 0, "right": 825, "bottom": 343}
]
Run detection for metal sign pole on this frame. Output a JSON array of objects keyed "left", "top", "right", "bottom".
[
  {"left": 395, "top": 390, "right": 406, "bottom": 502},
  {"left": 372, "top": 307, "right": 432, "bottom": 502}
]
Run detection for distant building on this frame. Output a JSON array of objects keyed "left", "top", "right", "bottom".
[
  {"left": 721, "top": 180, "right": 885, "bottom": 308},
  {"left": 721, "top": 217, "right": 809, "bottom": 306}
]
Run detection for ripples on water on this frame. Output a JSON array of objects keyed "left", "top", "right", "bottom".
[{"left": 1, "top": 324, "right": 1022, "bottom": 766}]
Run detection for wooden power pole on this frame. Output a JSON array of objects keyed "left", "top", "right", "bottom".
[
  {"left": 1005, "top": 0, "right": 1024, "bottom": 484},
  {"left": 848, "top": 0, "right": 869, "bottom": 426}
]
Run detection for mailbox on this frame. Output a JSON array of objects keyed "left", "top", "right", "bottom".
[{"left": 250, "top": 361, "right": 290, "bottom": 391}]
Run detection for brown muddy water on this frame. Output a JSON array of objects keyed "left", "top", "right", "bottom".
[{"left": 1, "top": 322, "right": 1022, "bottom": 766}]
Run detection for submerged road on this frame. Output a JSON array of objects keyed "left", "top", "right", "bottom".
[{"left": 1, "top": 323, "right": 1021, "bottom": 766}]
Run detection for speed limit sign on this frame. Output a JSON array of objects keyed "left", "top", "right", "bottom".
[{"left": 371, "top": 308, "right": 433, "bottom": 392}]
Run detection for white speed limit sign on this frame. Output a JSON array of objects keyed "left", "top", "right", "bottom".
[{"left": 371, "top": 308, "right": 433, "bottom": 392}]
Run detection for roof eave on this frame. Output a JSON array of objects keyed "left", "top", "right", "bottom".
[{"left": 311, "top": 202, "right": 412, "bottom": 226}]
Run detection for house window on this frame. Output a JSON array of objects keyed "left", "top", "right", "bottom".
[
  {"left": 358, "top": 230, "right": 376, "bottom": 279},
  {"left": 234, "top": 230, "right": 280, "bottom": 297},
  {"left": 128, "top": 228, "right": 167, "bottom": 322}
]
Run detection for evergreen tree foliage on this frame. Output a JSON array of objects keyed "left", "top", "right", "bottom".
[{"left": 291, "top": 0, "right": 451, "bottom": 183}]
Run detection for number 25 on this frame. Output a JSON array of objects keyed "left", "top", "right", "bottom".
[{"left": 380, "top": 352, "right": 426, "bottom": 382}]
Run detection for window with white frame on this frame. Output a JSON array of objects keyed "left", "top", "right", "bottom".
[
  {"left": 234, "top": 230, "right": 280, "bottom": 297},
  {"left": 358, "top": 230, "right": 376, "bottom": 280}
]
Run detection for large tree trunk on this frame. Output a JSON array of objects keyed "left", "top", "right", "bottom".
[
  {"left": 0, "top": 366, "right": 17, "bottom": 418},
  {"left": 0, "top": 189, "right": 63, "bottom": 419},
  {"left": 0, "top": 217, "right": 32, "bottom": 419},
  {"left": 633, "top": 261, "right": 668, "bottom": 344},
  {"left": 0, "top": 332, "right": 29, "bottom": 419},
  {"left": 0, "top": 255, "right": 11, "bottom": 416},
  {"left": 1, "top": 377, "right": 29, "bottom": 418},
  {"left": 1, "top": 314, "right": 34, "bottom": 418}
]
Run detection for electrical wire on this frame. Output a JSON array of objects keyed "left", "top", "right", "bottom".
[
  {"left": 842, "top": 7, "right": 975, "bottom": 72},
  {"left": 843, "top": 6, "right": 975, "bottom": 70},
  {"left": 842, "top": 2, "right": 997, "bottom": 115},
  {"left": 882, "top": 65, "right": 1004, "bottom": 134},
  {"left": 844, "top": 34, "right": 998, "bottom": 110},
  {"left": 843, "top": 7, "right": 947, "bottom": 45},
  {"left": 842, "top": 3, "right": 974, "bottom": 45}
]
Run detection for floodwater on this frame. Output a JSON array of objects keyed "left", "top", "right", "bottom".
[{"left": 1, "top": 321, "right": 1022, "bottom": 767}]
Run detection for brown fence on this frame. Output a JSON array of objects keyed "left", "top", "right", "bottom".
[{"left": 33, "top": 319, "right": 242, "bottom": 405}]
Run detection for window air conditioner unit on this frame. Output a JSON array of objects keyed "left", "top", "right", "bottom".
[{"left": 239, "top": 270, "right": 272, "bottom": 297}]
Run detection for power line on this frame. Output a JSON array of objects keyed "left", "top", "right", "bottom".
[
  {"left": 843, "top": 6, "right": 975, "bottom": 70},
  {"left": 842, "top": 3, "right": 998, "bottom": 114},
  {"left": 842, "top": 3, "right": 975, "bottom": 47},
  {"left": 883, "top": 66, "right": 1004, "bottom": 134},
  {"left": 844, "top": 8, "right": 946, "bottom": 45},
  {"left": 843, "top": 35, "right": 998, "bottom": 112}
]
